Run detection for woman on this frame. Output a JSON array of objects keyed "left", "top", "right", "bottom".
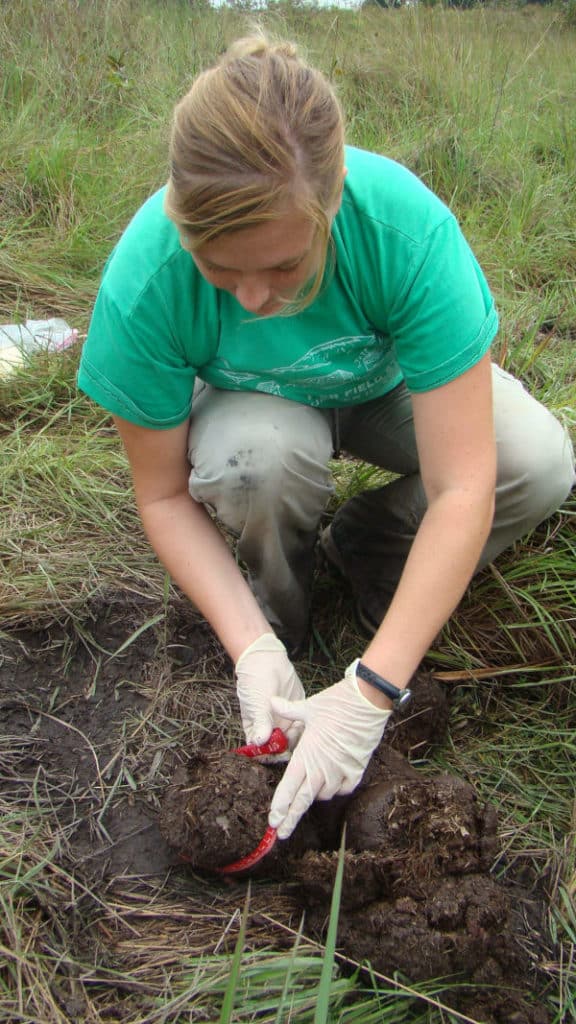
[{"left": 78, "top": 33, "right": 575, "bottom": 841}]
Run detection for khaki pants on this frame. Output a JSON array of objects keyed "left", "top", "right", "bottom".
[{"left": 188, "top": 365, "right": 575, "bottom": 648}]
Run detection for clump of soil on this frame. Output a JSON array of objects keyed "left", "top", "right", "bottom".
[
  {"left": 159, "top": 670, "right": 551, "bottom": 1023},
  {"left": 158, "top": 670, "right": 448, "bottom": 871},
  {"left": 160, "top": 755, "right": 273, "bottom": 870},
  {"left": 383, "top": 669, "right": 449, "bottom": 758},
  {"left": 159, "top": 750, "right": 330, "bottom": 872}
]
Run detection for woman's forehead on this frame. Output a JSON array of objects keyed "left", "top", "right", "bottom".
[{"left": 195, "top": 211, "right": 317, "bottom": 272}]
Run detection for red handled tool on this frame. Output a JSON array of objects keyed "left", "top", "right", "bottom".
[
  {"left": 233, "top": 727, "right": 288, "bottom": 760},
  {"left": 216, "top": 728, "right": 288, "bottom": 875}
]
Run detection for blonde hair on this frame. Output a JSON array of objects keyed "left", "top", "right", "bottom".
[{"left": 165, "top": 32, "right": 345, "bottom": 310}]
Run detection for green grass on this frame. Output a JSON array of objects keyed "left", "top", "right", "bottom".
[{"left": 1, "top": 1, "right": 575, "bottom": 1022}]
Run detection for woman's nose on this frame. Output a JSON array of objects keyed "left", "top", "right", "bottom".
[{"left": 234, "top": 275, "right": 271, "bottom": 313}]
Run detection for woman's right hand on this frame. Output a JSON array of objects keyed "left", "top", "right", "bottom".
[{"left": 235, "top": 633, "right": 305, "bottom": 749}]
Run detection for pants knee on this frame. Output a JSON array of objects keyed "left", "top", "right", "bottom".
[
  {"left": 527, "top": 435, "right": 575, "bottom": 523},
  {"left": 189, "top": 421, "right": 333, "bottom": 535},
  {"left": 492, "top": 366, "right": 575, "bottom": 530},
  {"left": 498, "top": 427, "right": 574, "bottom": 531}
]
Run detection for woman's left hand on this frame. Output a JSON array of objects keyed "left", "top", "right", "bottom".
[{"left": 268, "top": 663, "right": 393, "bottom": 839}]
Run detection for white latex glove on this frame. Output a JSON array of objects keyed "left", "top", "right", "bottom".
[
  {"left": 268, "top": 660, "right": 392, "bottom": 839},
  {"left": 235, "top": 633, "right": 305, "bottom": 749}
]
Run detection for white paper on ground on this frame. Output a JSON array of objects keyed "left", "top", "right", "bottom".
[{"left": 0, "top": 318, "right": 79, "bottom": 376}]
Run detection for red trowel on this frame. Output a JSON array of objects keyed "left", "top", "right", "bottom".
[{"left": 216, "top": 727, "right": 288, "bottom": 875}]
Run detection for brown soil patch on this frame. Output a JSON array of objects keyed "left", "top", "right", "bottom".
[{"left": 0, "top": 593, "right": 553, "bottom": 1022}]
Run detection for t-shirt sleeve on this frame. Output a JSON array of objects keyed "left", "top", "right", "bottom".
[
  {"left": 78, "top": 276, "right": 200, "bottom": 429},
  {"left": 387, "top": 215, "right": 498, "bottom": 392}
]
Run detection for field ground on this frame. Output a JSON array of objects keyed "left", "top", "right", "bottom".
[{"left": 1, "top": 1, "right": 575, "bottom": 1022}]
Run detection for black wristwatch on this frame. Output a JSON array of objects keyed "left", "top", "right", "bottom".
[{"left": 356, "top": 661, "right": 412, "bottom": 709}]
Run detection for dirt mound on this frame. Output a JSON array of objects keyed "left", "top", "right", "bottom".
[
  {"left": 159, "top": 672, "right": 448, "bottom": 870},
  {"left": 159, "top": 673, "right": 550, "bottom": 1024}
]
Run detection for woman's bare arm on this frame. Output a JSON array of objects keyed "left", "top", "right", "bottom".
[
  {"left": 359, "top": 352, "right": 497, "bottom": 706},
  {"left": 113, "top": 416, "right": 271, "bottom": 661}
]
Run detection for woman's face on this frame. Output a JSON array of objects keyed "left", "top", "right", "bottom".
[{"left": 192, "top": 209, "right": 322, "bottom": 317}]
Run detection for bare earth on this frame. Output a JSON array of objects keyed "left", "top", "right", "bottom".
[{"left": 1, "top": 594, "right": 553, "bottom": 1023}]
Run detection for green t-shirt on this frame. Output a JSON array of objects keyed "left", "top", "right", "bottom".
[{"left": 78, "top": 146, "right": 498, "bottom": 428}]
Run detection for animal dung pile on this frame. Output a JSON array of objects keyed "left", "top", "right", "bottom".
[{"left": 159, "top": 672, "right": 550, "bottom": 1023}]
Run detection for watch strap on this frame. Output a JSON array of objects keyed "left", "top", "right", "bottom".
[{"left": 356, "top": 661, "right": 411, "bottom": 707}]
